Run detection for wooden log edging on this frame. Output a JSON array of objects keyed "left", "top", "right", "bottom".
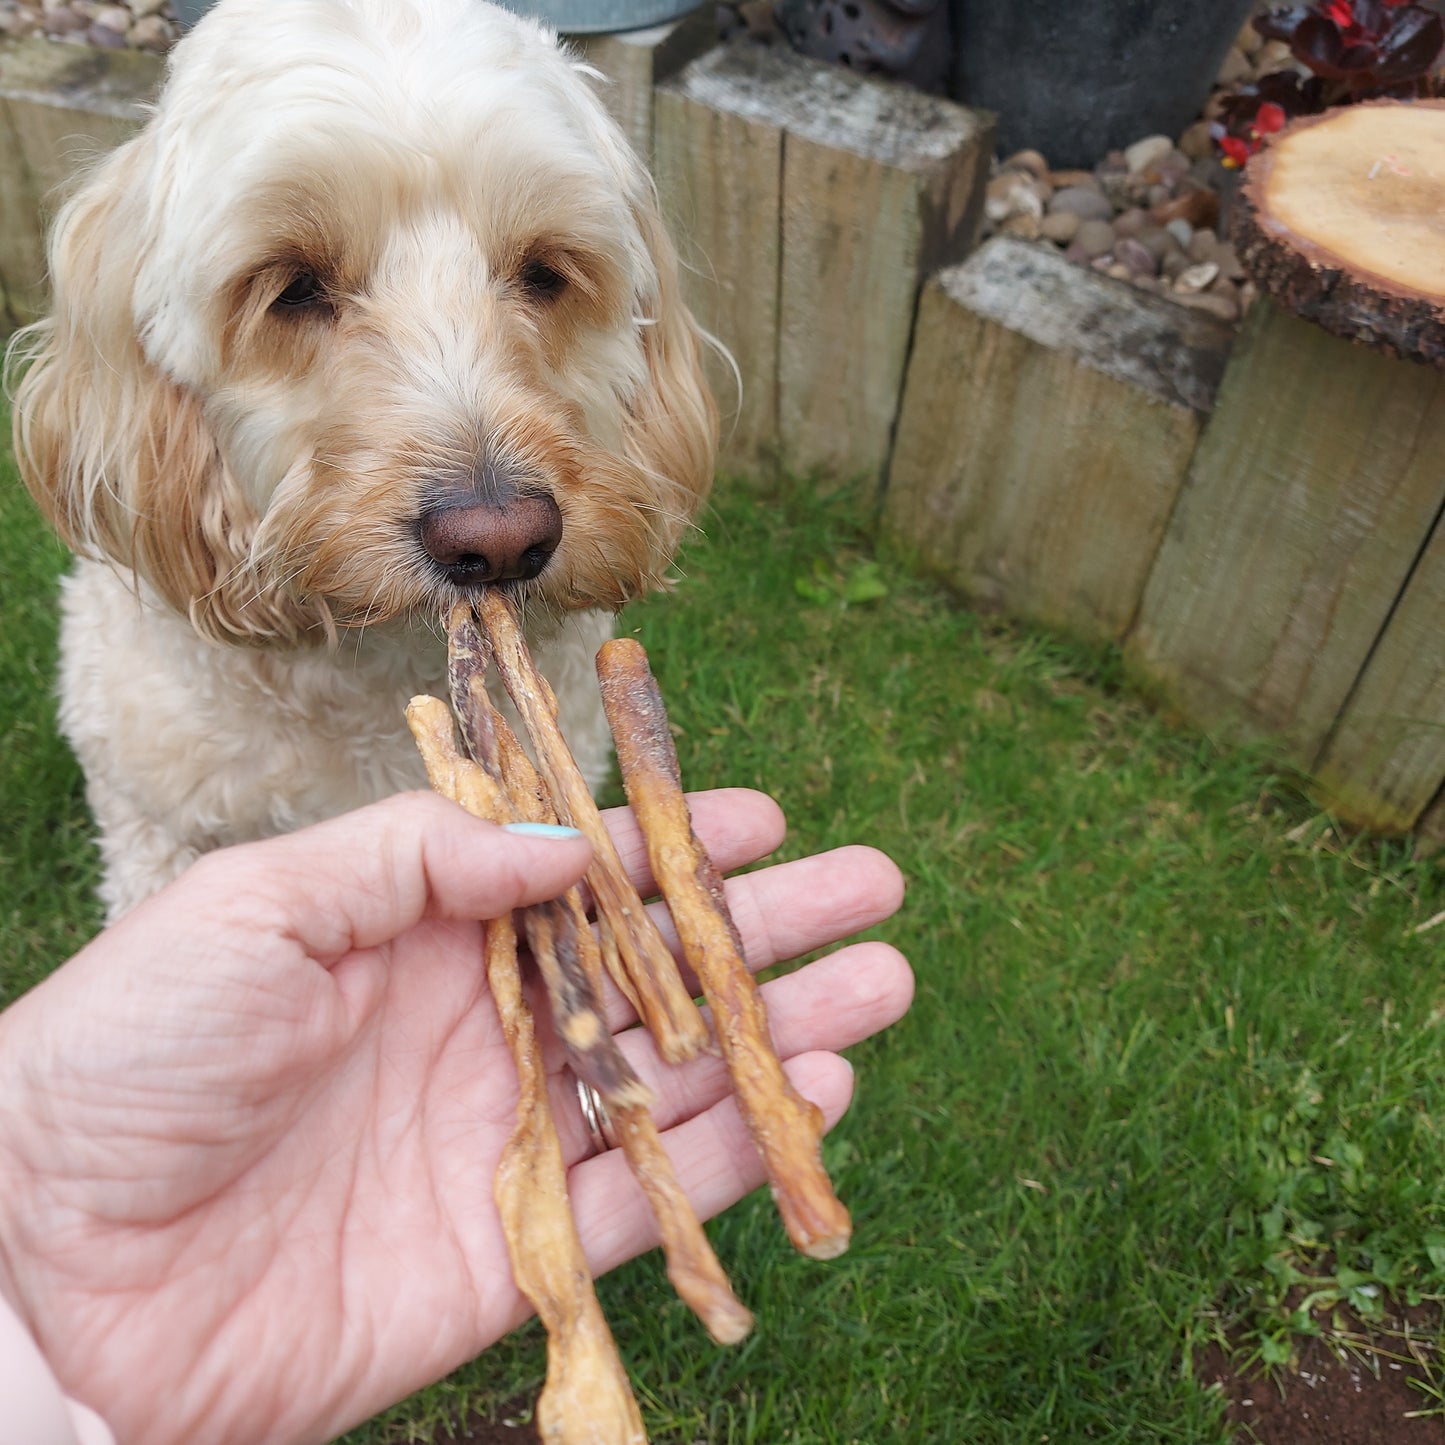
[
  {"left": 5, "top": 30, "right": 1444, "bottom": 839},
  {"left": 1124, "top": 298, "right": 1445, "bottom": 830},
  {"left": 882, "top": 236, "right": 1235, "bottom": 645},
  {"left": 0, "top": 36, "right": 158, "bottom": 328},
  {"left": 1309, "top": 495, "right": 1445, "bottom": 833},
  {"left": 654, "top": 39, "right": 993, "bottom": 481}
]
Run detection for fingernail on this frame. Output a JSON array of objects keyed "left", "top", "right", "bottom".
[{"left": 502, "top": 822, "right": 584, "bottom": 840}]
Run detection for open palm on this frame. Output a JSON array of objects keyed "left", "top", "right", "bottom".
[{"left": 0, "top": 789, "right": 912, "bottom": 1445}]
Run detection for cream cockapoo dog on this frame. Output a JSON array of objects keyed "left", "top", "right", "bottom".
[{"left": 11, "top": 0, "right": 716, "bottom": 920}]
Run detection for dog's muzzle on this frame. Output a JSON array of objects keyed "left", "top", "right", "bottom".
[{"left": 419, "top": 489, "right": 563, "bottom": 587}]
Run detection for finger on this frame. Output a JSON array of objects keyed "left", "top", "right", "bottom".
[
  {"left": 550, "top": 941, "right": 914, "bottom": 1162},
  {"left": 170, "top": 792, "right": 593, "bottom": 962},
  {"left": 677, "top": 843, "right": 905, "bottom": 981},
  {"left": 567, "top": 1051, "right": 857, "bottom": 1282},
  {"left": 580, "top": 845, "right": 906, "bottom": 1034},
  {"left": 602, "top": 787, "right": 787, "bottom": 897}
]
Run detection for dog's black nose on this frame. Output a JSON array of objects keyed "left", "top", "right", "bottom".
[{"left": 419, "top": 492, "right": 563, "bottom": 586}]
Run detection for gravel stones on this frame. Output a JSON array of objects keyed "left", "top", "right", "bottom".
[
  {"left": 1049, "top": 184, "right": 1115, "bottom": 223},
  {"left": 5, "top": 0, "right": 179, "bottom": 51},
  {"left": 1123, "top": 133, "right": 1174, "bottom": 175},
  {"left": 976, "top": 15, "right": 1288, "bottom": 328},
  {"left": 985, "top": 134, "right": 1254, "bottom": 324}
]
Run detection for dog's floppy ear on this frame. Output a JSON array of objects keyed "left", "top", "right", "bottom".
[
  {"left": 8, "top": 138, "right": 319, "bottom": 647},
  {"left": 621, "top": 191, "right": 719, "bottom": 559}
]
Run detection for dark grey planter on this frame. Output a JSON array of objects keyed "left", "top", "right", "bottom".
[
  {"left": 173, "top": 0, "right": 707, "bottom": 34},
  {"left": 494, "top": 0, "right": 707, "bottom": 31},
  {"left": 947, "top": 0, "right": 1258, "bottom": 167}
]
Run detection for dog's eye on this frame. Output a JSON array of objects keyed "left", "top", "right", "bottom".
[
  {"left": 272, "top": 272, "right": 329, "bottom": 313},
  {"left": 519, "top": 258, "right": 567, "bottom": 303}
]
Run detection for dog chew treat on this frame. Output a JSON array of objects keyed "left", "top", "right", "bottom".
[
  {"left": 476, "top": 587, "right": 711, "bottom": 1065},
  {"left": 597, "top": 637, "right": 853, "bottom": 1262},
  {"left": 442, "top": 607, "right": 753, "bottom": 1345},
  {"left": 404, "top": 699, "right": 646, "bottom": 1445},
  {"left": 408, "top": 693, "right": 649, "bottom": 1113}
]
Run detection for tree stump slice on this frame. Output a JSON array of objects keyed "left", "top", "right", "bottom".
[{"left": 1232, "top": 98, "right": 1445, "bottom": 366}]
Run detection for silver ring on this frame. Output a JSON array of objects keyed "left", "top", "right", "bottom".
[{"left": 574, "top": 1073, "right": 619, "bottom": 1155}]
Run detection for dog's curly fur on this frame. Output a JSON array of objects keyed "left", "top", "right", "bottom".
[{"left": 9, "top": 0, "right": 716, "bottom": 920}]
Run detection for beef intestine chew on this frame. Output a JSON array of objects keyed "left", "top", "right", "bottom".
[
  {"left": 404, "top": 693, "right": 647, "bottom": 1445},
  {"left": 475, "top": 587, "right": 711, "bottom": 1066},
  {"left": 595, "top": 637, "right": 852, "bottom": 1262},
  {"left": 442, "top": 603, "right": 752, "bottom": 1347}
]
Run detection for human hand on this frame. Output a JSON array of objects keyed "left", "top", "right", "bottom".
[{"left": 0, "top": 789, "right": 911, "bottom": 1445}]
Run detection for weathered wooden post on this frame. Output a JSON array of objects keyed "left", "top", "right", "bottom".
[
  {"left": 571, "top": 10, "right": 715, "bottom": 165},
  {"left": 0, "top": 38, "right": 159, "bottom": 328},
  {"left": 653, "top": 41, "right": 992, "bottom": 480},
  {"left": 881, "top": 236, "right": 1234, "bottom": 644},
  {"left": 1127, "top": 100, "right": 1445, "bottom": 830}
]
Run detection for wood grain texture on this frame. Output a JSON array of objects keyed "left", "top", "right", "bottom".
[
  {"left": 653, "top": 71, "right": 782, "bottom": 472},
  {"left": 1233, "top": 99, "right": 1445, "bottom": 366},
  {"left": 1312, "top": 510, "right": 1445, "bottom": 832},
  {"left": 572, "top": 10, "right": 715, "bottom": 166},
  {"left": 654, "top": 40, "right": 991, "bottom": 480},
  {"left": 1127, "top": 299, "right": 1445, "bottom": 760},
  {"left": 0, "top": 37, "right": 157, "bottom": 325},
  {"left": 883, "top": 238, "right": 1233, "bottom": 642}
]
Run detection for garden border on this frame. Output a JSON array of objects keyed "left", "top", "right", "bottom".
[{"left": 2, "top": 26, "right": 1441, "bottom": 839}]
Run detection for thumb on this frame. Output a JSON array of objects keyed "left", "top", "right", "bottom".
[{"left": 156, "top": 791, "right": 594, "bottom": 962}]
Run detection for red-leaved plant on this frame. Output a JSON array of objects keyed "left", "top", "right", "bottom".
[{"left": 1212, "top": 0, "right": 1444, "bottom": 166}]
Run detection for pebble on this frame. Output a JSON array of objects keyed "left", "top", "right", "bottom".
[
  {"left": 1216, "top": 46, "right": 1253, "bottom": 86},
  {"left": 1187, "top": 229, "right": 1220, "bottom": 263},
  {"left": 1070, "top": 218, "right": 1118, "bottom": 260},
  {"left": 1113, "top": 235, "right": 1158, "bottom": 279},
  {"left": 1136, "top": 225, "right": 1173, "bottom": 262},
  {"left": 1124, "top": 133, "right": 1174, "bottom": 176},
  {"left": 1213, "top": 245, "right": 1246, "bottom": 282},
  {"left": 1256, "top": 38, "right": 1294, "bottom": 72},
  {"left": 13, "top": 0, "right": 178, "bottom": 50},
  {"left": 1039, "top": 210, "right": 1081, "bottom": 245},
  {"left": 1049, "top": 184, "right": 1115, "bottom": 223},
  {"left": 1174, "top": 261, "right": 1220, "bottom": 295},
  {"left": 1151, "top": 187, "right": 1220, "bottom": 231},
  {"left": 130, "top": 9, "right": 165, "bottom": 45},
  {"left": 1165, "top": 218, "right": 1194, "bottom": 250},
  {"left": 44, "top": 6, "right": 87, "bottom": 33},
  {"left": 1001, "top": 148, "right": 1050, "bottom": 180},
  {"left": 1162, "top": 250, "right": 1195, "bottom": 283},
  {"left": 1178, "top": 119, "right": 1214, "bottom": 162},
  {"left": 999, "top": 211, "right": 1041, "bottom": 240},
  {"left": 1111, "top": 207, "right": 1149, "bottom": 239}
]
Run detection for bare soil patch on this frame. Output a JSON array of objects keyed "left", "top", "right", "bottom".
[{"left": 1198, "top": 1302, "right": 1444, "bottom": 1444}]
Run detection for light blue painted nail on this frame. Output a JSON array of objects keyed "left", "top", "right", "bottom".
[{"left": 502, "top": 822, "right": 584, "bottom": 839}]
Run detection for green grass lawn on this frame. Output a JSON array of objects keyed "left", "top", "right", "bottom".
[{"left": 5, "top": 407, "right": 1445, "bottom": 1443}]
